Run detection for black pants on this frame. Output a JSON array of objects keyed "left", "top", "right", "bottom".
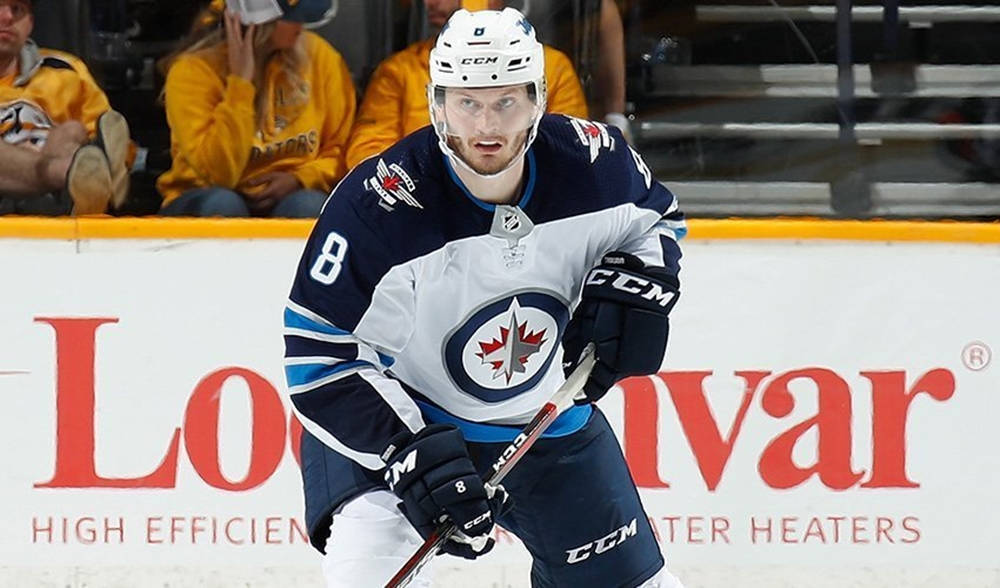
[{"left": 0, "top": 192, "right": 72, "bottom": 215}]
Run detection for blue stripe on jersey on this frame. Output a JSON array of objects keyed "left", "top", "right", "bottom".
[
  {"left": 519, "top": 150, "right": 538, "bottom": 209},
  {"left": 290, "top": 373, "right": 410, "bottom": 455},
  {"left": 663, "top": 210, "right": 687, "bottom": 240},
  {"left": 284, "top": 308, "right": 398, "bottom": 366},
  {"left": 285, "top": 360, "right": 374, "bottom": 389},
  {"left": 284, "top": 307, "right": 351, "bottom": 336},
  {"left": 443, "top": 150, "right": 537, "bottom": 212},
  {"left": 416, "top": 400, "right": 592, "bottom": 442},
  {"left": 443, "top": 155, "right": 490, "bottom": 211}
]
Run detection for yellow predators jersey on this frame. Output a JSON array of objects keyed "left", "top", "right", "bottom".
[
  {"left": 157, "top": 32, "right": 356, "bottom": 207},
  {"left": 345, "top": 38, "right": 588, "bottom": 170},
  {"left": 0, "top": 47, "right": 112, "bottom": 148}
]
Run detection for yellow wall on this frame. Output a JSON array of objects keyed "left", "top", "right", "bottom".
[
  {"left": 461, "top": 0, "right": 491, "bottom": 10},
  {"left": 0, "top": 218, "right": 998, "bottom": 242}
]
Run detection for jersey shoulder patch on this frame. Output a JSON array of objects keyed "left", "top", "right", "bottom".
[
  {"left": 360, "top": 156, "right": 423, "bottom": 212},
  {"left": 564, "top": 116, "right": 617, "bottom": 163},
  {"left": 537, "top": 114, "right": 618, "bottom": 165},
  {"left": 321, "top": 127, "right": 452, "bottom": 267},
  {"left": 346, "top": 127, "right": 442, "bottom": 217},
  {"left": 527, "top": 115, "right": 662, "bottom": 220}
]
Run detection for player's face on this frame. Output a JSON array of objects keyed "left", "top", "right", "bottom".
[
  {"left": 441, "top": 85, "right": 537, "bottom": 176},
  {"left": 271, "top": 20, "right": 303, "bottom": 50},
  {"left": 0, "top": 0, "right": 32, "bottom": 59}
]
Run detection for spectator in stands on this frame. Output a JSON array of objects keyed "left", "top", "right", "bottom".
[
  {"left": 157, "top": 0, "right": 355, "bottom": 218},
  {"left": 345, "top": 0, "right": 588, "bottom": 169},
  {"left": 0, "top": 0, "right": 132, "bottom": 215},
  {"left": 533, "top": 0, "right": 632, "bottom": 141},
  {"left": 594, "top": 0, "right": 631, "bottom": 142}
]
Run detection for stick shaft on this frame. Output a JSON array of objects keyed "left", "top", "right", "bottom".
[{"left": 385, "top": 344, "right": 596, "bottom": 588}]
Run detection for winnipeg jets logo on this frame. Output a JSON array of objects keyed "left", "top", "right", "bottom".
[
  {"left": 568, "top": 117, "right": 615, "bottom": 163},
  {"left": 475, "top": 306, "right": 548, "bottom": 384},
  {"left": 364, "top": 158, "right": 421, "bottom": 211},
  {"left": 445, "top": 292, "right": 569, "bottom": 402}
]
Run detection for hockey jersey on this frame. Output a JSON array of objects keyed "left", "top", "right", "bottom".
[
  {"left": 284, "top": 115, "right": 684, "bottom": 471},
  {"left": 0, "top": 41, "right": 112, "bottom": 147}
]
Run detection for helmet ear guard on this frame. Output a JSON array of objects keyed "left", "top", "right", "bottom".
[{"left": 433, "top": 86, "right": 447, "bottom": 106}]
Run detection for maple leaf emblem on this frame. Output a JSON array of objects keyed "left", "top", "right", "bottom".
[
  {"left": 381, "top": 174, "right": 401, "bottom": 192},
  {"left": 567, "top": 117, "right": 614, "bottom": 163},
  {"left": 475, "top": 310, "right": 547, "bottom": 384}
]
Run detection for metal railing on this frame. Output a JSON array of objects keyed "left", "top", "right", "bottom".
[
  {"left": 645, "top": 65, "right": 1000, "bottom": 98},
  {"left": 695, "top": 5, "right": 1000, "bottom": 22},
  {"left": 668, "top": 181, "right": 1000, "bottom": 217},
  {"left": 635, "top": 2, "right": 1000, "bottom": 217},
  {"left": 640, "top": 122, "right": 1000, "bottom": 141}
]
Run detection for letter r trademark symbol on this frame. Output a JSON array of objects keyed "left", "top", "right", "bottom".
[{"left": 962, "top": 342, "right": 992, "bottom": 371}]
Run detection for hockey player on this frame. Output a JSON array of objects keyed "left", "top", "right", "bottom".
[{"left": 284, "top": 7, "right": 685, "bottom": 587}]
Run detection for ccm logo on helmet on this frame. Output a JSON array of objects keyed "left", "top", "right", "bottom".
[
  {"left": 460, "top": 56, "right": 499, "bottom": 65},
  {"left": 585, "top": 269, "right": 677, "bottom": 308}
]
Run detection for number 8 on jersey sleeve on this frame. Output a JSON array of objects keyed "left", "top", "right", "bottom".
[{"left": 310, "top": 231, "right": 349, "bottom": 285}]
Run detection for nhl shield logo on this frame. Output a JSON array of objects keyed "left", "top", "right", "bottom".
[
  {"left": 502, "top": 212, "right": 520, "bottom": 232},
  {"left": 445, "top": 292, "right": 570, "bottom": 402},
  {"left": 489, "top": 205, "right": 534, "bottom": 248}
]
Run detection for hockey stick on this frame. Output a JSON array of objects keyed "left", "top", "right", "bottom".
[{"left": 385, "top": 343, "right": 598, "bottom": 588}]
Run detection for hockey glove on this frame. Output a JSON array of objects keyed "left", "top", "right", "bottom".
[
  {"left": 563, "top": 251, "right": 679, "bottom": 404},
  {"left": 382, "top": 424, "right": 511, "bottom": 559}
]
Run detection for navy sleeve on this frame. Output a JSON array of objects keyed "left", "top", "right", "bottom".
[
  {"left": 284, "top": 167, "right": 425, "bottom": 470},
  {"left": 597, "top": 124, "right": 686, "bottom": 279}
]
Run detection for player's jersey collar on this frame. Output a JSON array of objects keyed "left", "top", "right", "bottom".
[{"left": 442, "top": 149, "right": 537, "bottom": 212}]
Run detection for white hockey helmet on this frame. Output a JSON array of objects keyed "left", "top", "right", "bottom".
[{"left": 428, "top": 7, "right": 547, "bottom": 178}]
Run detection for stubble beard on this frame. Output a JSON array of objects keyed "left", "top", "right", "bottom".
[{"left": 447, "top": 129, "right": 529, "bottom": 176}]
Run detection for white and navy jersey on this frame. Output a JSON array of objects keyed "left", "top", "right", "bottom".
[{"left": 284, "top": 114, "right": 685, "bottom": 471}]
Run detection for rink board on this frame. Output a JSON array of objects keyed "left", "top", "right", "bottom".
[{"left": 0, "top": 219, "right": 998, "bottom": 587}]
